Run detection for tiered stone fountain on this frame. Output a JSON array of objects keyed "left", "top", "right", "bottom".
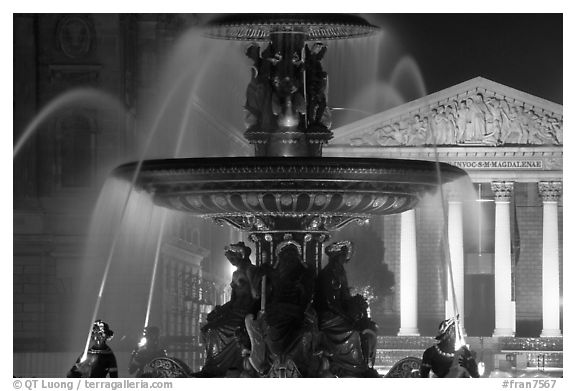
[{"left": 113, "top": 14, "right": 467, "bottom": 377}]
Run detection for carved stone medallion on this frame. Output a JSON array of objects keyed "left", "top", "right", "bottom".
[{"left": 56, "top": 15, "right": 94, "bottom": 59}]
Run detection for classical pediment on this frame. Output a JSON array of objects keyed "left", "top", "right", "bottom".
[{"left": 330, "top": 77, "right": 563, "bottom": 148}]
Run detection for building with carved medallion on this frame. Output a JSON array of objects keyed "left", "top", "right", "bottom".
[{"left": 326, "top": 76, "right": 562, "bottom": 340}]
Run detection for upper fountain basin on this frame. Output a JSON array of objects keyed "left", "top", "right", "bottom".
[{"left": 204, "top": 14, "right": 379, "bottom": 41}]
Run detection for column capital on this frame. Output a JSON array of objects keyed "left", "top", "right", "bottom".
[
  {"left": 491, "top": 181, "right": 515, "bottom": 202},
  {"left": 538, "top": 181, "right": 562, "bottom": 202}
]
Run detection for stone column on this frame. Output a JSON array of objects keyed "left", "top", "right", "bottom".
[
  {"left": 538, "top": 181, "right": 562, "bottom": 337},
  {"left": 445, "top": 187, "right": 466, "bottom": 334},
  {"left": 492, "top": 181, "right": 515, "bottom": 337},
  {"left": 398, "top": 209, "right": 420, "bottom": 336}
]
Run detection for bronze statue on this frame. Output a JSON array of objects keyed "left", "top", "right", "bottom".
[
  {"left": 263, "top": 36, "right": 306, "bottom": 131},
  {"left": 243, "top": 240, "right": 319, "bottom": 377},
  {"left": 244, "top": 43, "right": 276, "bottom": 131},
  {"left": 128, "top": 326, "right": 167, "bottom": 377},
  {"left": 67, "top": 320, "right": 118, "bottom": 378},
  {"left": 243, "top": 37, "right": 334, "bottom": 136},
  {"left": 419, "top": 316, "right": 480, "bottom": 378},
  {"left": 315, "top": 241, "right": 379, "bottom": 377},
  {"left": 196, "top": 242, "right": 259, "bottom": 377},
  {"left": 305, "top": 42, "right": 330, "bottom": 130}
]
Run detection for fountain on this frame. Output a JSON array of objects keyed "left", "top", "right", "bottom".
[{"left": 110, "top": 14, "right": 467, "bottom": 378}]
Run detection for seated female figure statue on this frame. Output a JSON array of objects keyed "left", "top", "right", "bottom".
[
  {"left": 315, "top": 241, "right": 379, "bottom": 377},
  {"left": 260, "top": 242, "right": 316, "bottom": 371},
  {"left": 67, "top": 320, "right": 118, "bottom": 378},
  {"left": 197, "top": 242, "right": 259, "bottom": 377},
  {"left": 420, "top": 316, "right": 480, "bottom": 378}
]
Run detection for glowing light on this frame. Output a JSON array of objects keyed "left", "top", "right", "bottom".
[
  {"left": 138, "top": 337, "right": 147, "bottom": 348},
  {"left": 478, "top": 362, "right": 486, "bottom": 377},
  {"left": 229, "top": 263, "right": 237, "bottom": 279}
]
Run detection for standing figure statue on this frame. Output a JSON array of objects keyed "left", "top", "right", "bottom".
[
  {"left": 128, "top": 326, "right": 167, "bottom": 377},
  {"left": 315, "top": 241, "right": 379, "bottom": 377},
  {"left": 261, "top": 36, "right": 306, "bottom": 130},
  {"left": 305, "top": 42, "right": 330, "bottom": 131},
  {"left": 420, "top": 316, "right": 480, "bottom": 378},
  {"left": 244, "top": 43, "right": 276, "bottom": 131},
  {"left": 244, "top": 43, "right": 264, "bottom": 130},
  {"left": 196, "top": 242, "right": 259, "bottom": 377},
  {"left": 67, "top": 320, "right": 118, "bottom": 378}
]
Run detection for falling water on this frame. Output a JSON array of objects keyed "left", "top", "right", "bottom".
[
  {"left": 69, "top": 27, "right": 253, "bottom": 356},
  {"left": 426, "top": 102, "right": 484, "bottom": 347},
  {"left": 144, "top": 212, "right": 167, "bottom": 328},
  {"left": 322, "top": 24, "right": 427, "bottom": 126},
  {"left": 135, "top": 28, "right": 250, "bottom": 159},
  {"left": 13, "top": 88, "right": 126, "bottom": 159},
  {"left": 75, "top": 71, "right": 194, "bottom": 360},
  {"left": 390, "top": 56, "right": 428, "bottom": 103},
  {"left": 141, "top": 54, "right": 222, "bottom": 329},
  {"left": 69, "top": 178, "right": 163, "bottom": 352},
  {"left": 69, "top": 56, "right": 194, "bottom": 356},
  {"left": 319, "top": 16, "right": 479, "bottom": 343}
]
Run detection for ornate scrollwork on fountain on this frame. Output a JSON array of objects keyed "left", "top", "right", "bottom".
[
  {"left": 214, "top": 215, "right": 274, "bottom": 231},
  {"left": 141, "top": 357, "right": 192, "bottom": 378},
  {"left": 204, "top": 14, "right": 378, "bottom": 42},
  {"left": 383, "top": 356, "right": 422, "bottom": 378},
  {"left": 115, "top": 157, "right": 446, "bottom": 233}
]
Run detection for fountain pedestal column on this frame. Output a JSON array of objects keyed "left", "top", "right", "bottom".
[
  {"left": 248, "top": 230, "right": 328, "bottom": 274},
  {"left": 398, "top": 209, "right": 420, "bottom": 336},
  {"left": 538, "top": 181, "right": 562, "bottom": 337},
  {"left": 491, "top": 181, "right": 515, "bottom": 337}
]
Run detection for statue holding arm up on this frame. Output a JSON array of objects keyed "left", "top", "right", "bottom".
[
  {"left": 420, "top": 316, "right": 480, "bottom": 378},
  {"left": 67, "top": 320, "right": 118, "bottom": 378}
]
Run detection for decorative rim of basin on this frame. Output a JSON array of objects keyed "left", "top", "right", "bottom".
[
  {"left": 204, "top": 14, "right": 379, "bottom": 41},
  {"left": 113, "top": 157, "right": 466, "bottom": 231}
]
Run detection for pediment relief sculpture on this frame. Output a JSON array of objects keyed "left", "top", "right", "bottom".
[{"left": 348, "top": 92, "right": 562, "bottom": 147}]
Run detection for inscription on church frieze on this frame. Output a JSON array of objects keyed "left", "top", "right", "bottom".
[{"left": 450, "top": 160, "right": 543, "bottom": 169}]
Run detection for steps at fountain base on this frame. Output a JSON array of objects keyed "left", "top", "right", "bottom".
[
  {"left": 374, "top": 336, "right": 563, "bottom": 377},
  {"left": 375, "top": 348, "right": 425, "bottom": 368}
]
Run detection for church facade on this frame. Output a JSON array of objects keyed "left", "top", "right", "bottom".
[{"left": 325, "top": 76, "right": 563, "bottom": 339}]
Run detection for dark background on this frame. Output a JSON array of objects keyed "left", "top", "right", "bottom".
[{"left": 365, "top": 13, "right": 563, "bottom": 104}]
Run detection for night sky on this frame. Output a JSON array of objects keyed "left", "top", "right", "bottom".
[{"left": 365, "top": 13, "right": 563, "bottom": 104}]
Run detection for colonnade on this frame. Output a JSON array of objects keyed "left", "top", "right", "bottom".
[{"left": 397, "top": 180, "right": 562, "bottom": 337}]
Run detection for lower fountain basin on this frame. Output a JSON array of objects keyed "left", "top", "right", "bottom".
[{"left": 113, "top": 157, "right": 466, "bottom": 231}]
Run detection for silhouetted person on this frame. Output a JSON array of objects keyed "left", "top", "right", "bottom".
[{"left": 67, "top": 320, "right": 118, "bottom": 378}]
